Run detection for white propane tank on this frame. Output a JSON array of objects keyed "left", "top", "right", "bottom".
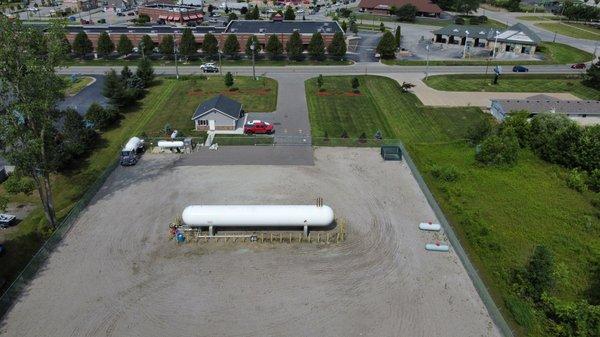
[
  {"left": 157, "top": 140, "right": 184, "bottom": 148},
  {"left": 123, "top": 137, "right": 143, "bottom": 152},
  {"left": 419, "top": 222, "right": 442, "bottom": 231},
  {"left": 182, "top": 205, "right": 334, "bottom": 228},
  {"left": 425, "top": 242, "right": 450, "bottom": 252}
]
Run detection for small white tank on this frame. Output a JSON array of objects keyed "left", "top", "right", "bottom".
[
  {"left": 157, "top": 140, "right": 184, "bottom": 148},
  {"left": 419, "top": 222, "right": 441, "bottom": 231}
]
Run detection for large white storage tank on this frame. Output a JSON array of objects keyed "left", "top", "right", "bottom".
[{"left": 182, "top": 205, "right": 334, "bottom": 233}]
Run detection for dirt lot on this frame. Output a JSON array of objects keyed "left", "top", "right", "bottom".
[{"left": 0, "top": 148, "right": 500, "bottom": 337}]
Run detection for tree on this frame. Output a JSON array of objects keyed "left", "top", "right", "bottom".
[
  {"left": 85, "top": 103, "right": 118, "bottom": 130},
  {"left": 341, "top": 20, "right": 347, "bottom": 32},
  {"left": 59, "top": 108, "right": 97, "bottom": 166},
  {"left": 475, "top": 126, "right": 520, "bottom": 166},
  {"left": 228, "top": 12, "right": 238, "bottom": 21},
  {"left": 286, "top": 31, "right": 303, "bottom": 61},
  {"left": 121, "top": 65, "right": 133, "bottom": 82},
  {"left": 202, "top": 32, "right": 219, "bottom": 59},
  {"left": 139, "top": 34, "right": 154, "bottom": 56},
  {"left": 501, "top": 111, "right": 531, "bottom": 148},
  {"left": 396, "top": 4, "right": 417, "bottom": 22},
  {"left": 379, "top": 22, "right": 385, "bottom": 32},
  {"left": 529, "top": 113, "right": 580, "bottom": 167},
  {"left": 349, "top": 20, "right": 358, "bottom": 34},
  {"left": 223, "top": 34, "right": 240, "bottom": 58},
  {"left": 266, "top": 35, "right": 283, "bottom": 60},
  {"left": 327, "top": 31, "right": 346, "bottom": 60},
  {"left": 240, "top": 6, "right": 248, "bottom": 15},
  {"left": 96, "top": 32, "right": 114, "bottom": 57},
  {"left": 179, "top": 28, "right": 197, "bottom": 59},
  {"left": 317, "top": 74, "right": 324, "bottom": 90},
  {"left": 245, "top": 35, "right": 261, "bottom": 58},
  {"left": 376, "top": 31, "right": 396, "bottom": 59},
  {"left": 117, "top": 34, "right": 133, "bottom": 55},
  {"left": 308, "top": 32, "right": 325, "bottom": 60},
  {"left": 0, "top": 18, "right": 68, "bottom": 228},
  {"left": 526, "top": 245, "right": 555, "bottom": 300},
  {"left": 136, "top": 57, "right": 154, "bottom": 88},
  {"left": 583, "top": 60, "right": 600, "bottom": 90},
  {"left": 245, "top": 4, "right": 259, "bottom": 19},
  {"left": 72, "top": 31, "right": 93, "bottom": 57},
  {"left": 159, "top": 34, "right": 174, "bottom": 56},
  {"left": 351, "top": 77, "right": 360, "bottom": 92},
  {"left": 395, "top": 26, "right": 401, "bottom": 49},
  {"left": 102, "top": 69, "right": 129, "bottom": 108},
  {"left": 505, "top": 0, "right": 521, "bottom": 12},
  {"left": 284, "top": 5, "right": 295, "bottom": 20},
  {"left": 224, "top": 71, "right": 234, "bottom": 89}
]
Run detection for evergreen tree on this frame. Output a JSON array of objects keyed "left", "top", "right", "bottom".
[
  {"left": 121, "top": 65, "right": 133, "bottom": 82},
  {"left": 395, "top": 25, "right": 401, "bottom": 48},
  {"left": 351, "top": 77, "right": 360, "bottom": 91},
  {"left": 349, "top": 20, "right": 358, "bottom": 34},
  {"left": 117, "top": 34, "right": 133, "bottom": 55},
  {"left": 159, "top": 34, "right": 174, "bottom": 56},
  {"left": 307, "top": 32, "right": 325, "bottom": 60},
  {"left": 223, "top": 34, "right": 240, "bottom": 58},
  {"left": 72, "top": 31, "right": 93, "bottom": 57},
  {"left": 102, "top": 69, "right": 128, "bottom": 108},
  {"left": 179, "top": 28, "right": 197, "bottom": 59},
  {"left": 583, "top": 60, "right": 600, "bottom": 90},
  {"left": 85, "top": 103, "right": 118, "bottom": 130},
  {"left": 379, "top": 22, "right": 385, "bottom": 32},
  {"left": 60, "top": 34, "right": 72, "bottom": 55},
  {"left": 284, "top": 5, "right": 295, "bottom": 20},
  {"left": 341, "top": 20, "right": 347, "bottom": 32},
  {"left": 202, "top": 32, "right": 219, "bottom": 59},
  {"left": 136, "top": 57, "right": 154, "bottom": 88},
  {"left": 245, "top": 4, "right": 260, "bottom": 19},
  {"left": 266, "top": 35, "right": 283, "bottom": 60},
  {"left": 60, "top": 108, "right": 96, "bottom": 163},
  {"left": 526, "top": 245, "right": 555, "bottom": 300},
  {"left": 139, "top": 34, "right": 154, "bottom": 56},
  {"left": 286, "top": 31, "right": 303, "bottom": 61},
  {"left": 228, "top": 12, "right": 238, "bottom": 21},
  {"left": 327, "top": 31, "right": 346, "bottom": 60},
  {"left": 317, "top": 74, "right": 324, "bottom": 89},
  {"left": 96, "top": 32, "right": 114, "bottom": 57},
  {"left": 245, "top": 35, "right": 262, "bottom": 58},
  {"left": 376, "top": 30, "right": 396, "bottom": 59},
  {"left": 224, "top": 71, "right": 234, "bottom": 88}
]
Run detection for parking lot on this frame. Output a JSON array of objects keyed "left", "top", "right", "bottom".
[{"left": 0, "top": 148, "right": 500, "bottom": 337}]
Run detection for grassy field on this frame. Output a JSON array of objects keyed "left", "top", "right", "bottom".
[
  {"left": 423, "top": 74, "right": 600, "bottom": 99},
  {"left": 536, "top": 22, "right": 600, "bottom": 41},
  {"left": 139, "top": 76, "right": 277, "bottom": 137},
  {"left": 305, "top": 75, "right": 600, "bottom": 337},
  {"left": 0, "top": 75, "right": 276, "bottom": 294},
  {"left": 62, "top": 76, "right": 94, "bottom": 96},
  {"left": 383, "top": 42, "right": 593, "bottom": 66}
]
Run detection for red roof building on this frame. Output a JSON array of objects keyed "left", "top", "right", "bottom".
[{"left": 358, "top": 0, "right": 442, "bottom": 16}]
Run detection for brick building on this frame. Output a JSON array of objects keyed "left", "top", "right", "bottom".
[
  {"left": 358, "top": 0, "right": 442, "bottom": 17},
  {"left": 138, "top": 3, "right": 204, "bottom": 24}
]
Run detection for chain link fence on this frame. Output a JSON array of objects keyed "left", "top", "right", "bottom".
[
  {"left": 0, "top": 158, "right": 120, "bottom": 319},
  {"left": 396, "top": 140, "right": 515, "bottom": 337}
]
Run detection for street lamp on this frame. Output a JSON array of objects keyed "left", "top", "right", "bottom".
[
  {"left": 463, "top": 30, "right": 469, "bottom": 59},
  {"left": 174, "top": 40, "right": 179, "bottom": 80},
  {"left": 425, "top": 43, "right": 430, "bottom": 80},
  {"left": 250, "top": 40, "right": 256, "bottom": 80},
  {"left": 492, "top": 30, "right": 499, "bottom": 59}
]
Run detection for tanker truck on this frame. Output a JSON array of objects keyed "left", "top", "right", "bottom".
[{"left": 120, "top": 137, "right": 145, "bottom": 166}]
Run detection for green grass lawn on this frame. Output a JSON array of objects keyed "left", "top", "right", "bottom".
[
  {"left": 423, "top": 74, "right": 600, "bottom": 99},
  {"left": 383, "top": 42, "right": 593, "bottom": 66},
  {"left": 140, "top": 76, "right": 277, "bottom": 137},
  {"left": 0, "top": 75, "right": 277, "bottom": 294},
  {"left": 62, "top": 76, "right": 94, "bottom": 96},
  {"left": 536, "top": 22, "right": 600, "bottom": 41},
  {"left": 516, "top": 15, "right": 558, "bottom": 21},
  {"left": 305, "top": 75, "right": 600, "bottom": 337}
]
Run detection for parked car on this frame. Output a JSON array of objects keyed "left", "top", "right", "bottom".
[
  {"left": 126, "top": 11, "right": 135, "bottom": 16},
  {"left": 117, "top": 12, "right": 125, "bottom": 16},
  {"left": 512, "top": 65, "right": 529, "bottom": 72},
  {"left": 0, "top": 214, "right": 16, "bottom": 229},
  {"left": 244, "top": 120, "right": 274, "bottom": 134},
  {"left": 571, "top": 63, "right": 586, "bottom": 69},
  {"left": 97, "top": 18, "right": 106, "bottom": 24},
  {"left": 200, "top": 63, "right": 219, "bottom": 73}
]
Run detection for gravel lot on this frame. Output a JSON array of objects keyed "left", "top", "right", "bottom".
[{"left": 0, "top": 148, "right": 500, "bottom": 337}]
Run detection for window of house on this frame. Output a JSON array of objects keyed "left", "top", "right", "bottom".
[{"left": 198, "top": 120, "right": 208, "bottom": 126}]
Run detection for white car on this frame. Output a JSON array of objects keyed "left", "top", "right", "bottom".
[{"left": 27, "top": 7, "right": 39, "bottom": 12}]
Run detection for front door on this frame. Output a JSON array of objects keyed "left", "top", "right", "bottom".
[{"left": 208, "top": 120, "right": 215, "bottom": 131}]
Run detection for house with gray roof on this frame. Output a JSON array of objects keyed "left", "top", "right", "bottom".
[
  {"left": 192, "top": 95, "right": 244, "bottom": 131},
  {"left": 490, "top": 94, "right": 600, "bottom": 123}
]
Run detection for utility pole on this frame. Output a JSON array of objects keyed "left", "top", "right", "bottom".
[
  {"left": 250, "top": 40, "right": 256, "bottom": 80},
  {"left": 174, "top": 39, "right": 179, "bottom": 80},
  {"left": 218, "top": 49, "right": 222, "bottom": 73},
  {"left": 553, "top": 31, "right": 557, "bottom": 42},
  {"left": 425, "top": 44, "right": 430, "bottom": 80},
  {"left": 463, "top": 30, "right": 469, "bottom": 59},
  {"left": 492, "top": 30, "right": 499, "bottom": 59}
]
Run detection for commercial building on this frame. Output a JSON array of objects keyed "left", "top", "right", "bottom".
[
  {"left": 358, "top": 0, "right": 442, "bottom": 17},
  {"left": 63, "top": 0, "right": 98, "bottom": 11},
  {"left": 138, "top": 3, "right": 204, "bottom": 24},
  {"left": 490, "top": 94, "right": 600, "bottom": 123},
  {"left": 433, "top": 23, "right": 540, "bottom": 55}
]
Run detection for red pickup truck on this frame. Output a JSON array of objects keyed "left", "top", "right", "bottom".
[{"left": 244, "top": 120, "right": 274, "bottom": 134}]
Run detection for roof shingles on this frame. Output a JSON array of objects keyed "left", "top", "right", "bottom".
[{"left": 192, "top": 95, "right": 243, "bottom": 120}]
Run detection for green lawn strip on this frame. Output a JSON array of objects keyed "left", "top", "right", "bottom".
[
  {"left": 305, "top": 74, "right": 599, "bottom": 337},
  {"left": 62, "top": 76, "right": 94, "bottom": 96},
  {"left": 140, "top": 76, "right": 277, "bottom": 137},
  {"left": 212, "top": 134, "right": 273, "bottom": 145},
  {"left": 535, "top": 22, "right": 600, "bottom": 41},
  {"left": 516, "top": 15, "right": 557, "bottom": 21},
  {"left": 62, "top": 58, "right": 352, "bottom": 67},
  {"left": 423, "top": 73, "right": 600, "bottom": 99},
  {"left": 383, "top": 42, "right": 593, "bottom": 65}
]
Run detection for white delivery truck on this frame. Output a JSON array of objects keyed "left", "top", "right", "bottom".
[{"left": 120, "top": 137, "right": 145, "bottom": 166}]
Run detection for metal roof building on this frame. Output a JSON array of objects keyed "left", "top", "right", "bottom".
[{"left": 490, "top": 94, "right": 600, "bottom": 121}]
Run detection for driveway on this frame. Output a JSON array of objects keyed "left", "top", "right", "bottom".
[{"left": 58, "top": 75, "right": 108, "bottom": 115}]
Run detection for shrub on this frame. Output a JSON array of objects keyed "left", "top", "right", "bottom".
[
  {"left": 468, "top": 16, "right": 480, "bottom": 25},
  {"left": 566, "top": 169, "right": 587, "bottom": 192},
  {"left": 0, "top": 194, "right": 8, "bottom": 212},
  {"left": 358, "top": 132, "right": 367, "bottom": 143},
  {"left": 340, "top": 130, "right": 348, "bottom": 138},
  {"left": 526, "top": 245, "right": 555, "bottom": 301},
  {"left": 85, "top": 103, "right": 118, "bottom": 130},
  {"left": 3, "top": 175, "right": 35, "bottom": 195},
  {"left": 454, "top": 17, "right": 465, "bottom": 25},
  {"left": 505, "top": 295, "right": 535, "bottom": 330},
  {"left": 479, "top": 15, "right": 488, "bottom": 22},
  {"left": 589, "top": 169, "right": 600, "bottom": 192},
  {"left": 476, "top": 127, "right": 519, "bottom": 166},
  {"left": 430, "top": 164, "right": 460, "bottom": 182}
]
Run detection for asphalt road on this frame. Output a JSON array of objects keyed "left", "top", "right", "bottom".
[{"left": 58, "top": 75, "right": 108, "bottom": 115}]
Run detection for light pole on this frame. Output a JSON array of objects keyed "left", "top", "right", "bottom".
[
  {"left": 140, "top": 40, "right": 145, "bottom": 58},
  {"left": 492, "top": 30, "right": 499, "bottom": 59},
  {"left": 174, "top": 40, "right": 179, "bottom": 80},
  {"left": 218, "top": 49, "right": 222, "bottom": 73},
  {"left": 594, "top": 40, "right": 599, "bottom": 61},
  {"left": 425, "top": 43, "right": 430, "bottom": 80},
  {"left": 463, "top": 30, "right": 469, "bottom": 59},
  {"left": 250, "top": 40, "right": 256, "bottom": 80}
]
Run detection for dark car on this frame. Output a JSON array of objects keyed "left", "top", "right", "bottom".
[
  {"left": 512, "top": 65, "right": 529, "bottom": 72},
  {"left": 571, "top": 63, "right": 586, "bottom": 69},
  {"left": 200, "top": 63, "right": 219, "bottom": 73}
]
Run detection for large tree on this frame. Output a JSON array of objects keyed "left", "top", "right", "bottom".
[
  {"left": 308, "top": 32, "right": 325, "bottom": 60},
  {"left": 117, "top": 34, "right": 133, "bottom": 55},
  {"left": 245, "top": 4, "right": 260, "bottom": 19},
  {"left": 0, "top": 18, "right": 68, "bottom": 228},
  {"left": 96, "top": 31, "right": 114, "bottom": 57},
  {"left": 266, "top": 35, "right": 283, "bottom": 60},
  {"left": 139, "top": 34, "right": 154, "bottom": 56},
  {"left": 327, "top": 31, "right": 347, "bottom": 60},
  {"left": 202, "top": 32, "right": 219, "bottom": 59},
  {"left": 179, "top": 28, "right": 197, "bottom": 59},
  {"left": 136, "top": 57, "right": 155, "bottom": 88},
  {"left": 284, "top": 5, "right": 295, "bottom": 20},
  {"left": 159, "top": 34, "right": 174, "bottom": 56},
  {"left": 376, "top": 30, "right": 397, "bottom": 59},
  {"left": 72, "top": 31, "right": 93, "bottom": 57},
  {"left": 245, "top": 35, "right": 262, "bottom": 58},
  {"left": 223, "top": 34, "right": 240, "bottom": 58},
  {"left": 395, "top": 4, "right": 417, "bottom": 22},
  {"left": 286, "top": 31, "right": 303, "bottom": 61}
]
